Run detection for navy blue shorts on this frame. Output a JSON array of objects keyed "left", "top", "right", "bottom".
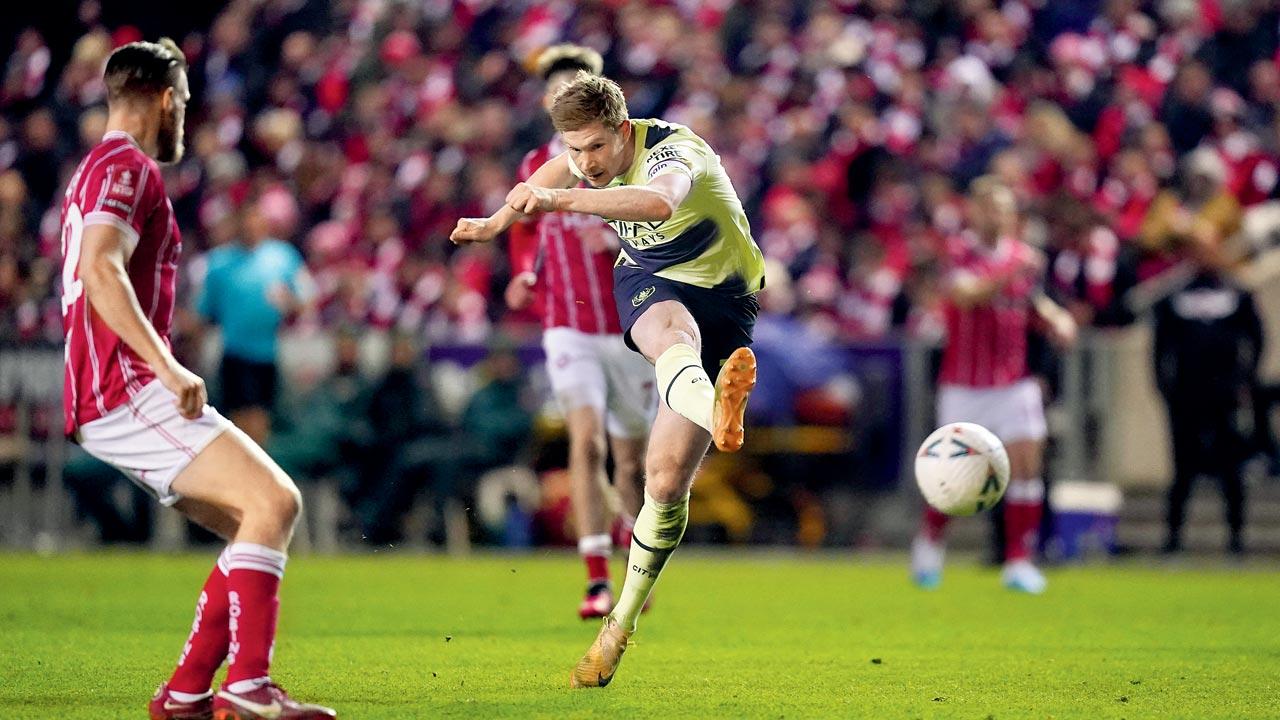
[
  {"left": 218, "top": 354, "right": 279, "bottom": 413},
  {"left": 613, "top": 265, "right": 759, "bottom": 377}
]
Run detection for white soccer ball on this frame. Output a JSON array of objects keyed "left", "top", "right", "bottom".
[{"left": 914, "top": 422, "right": 1010, "bottom": 516}]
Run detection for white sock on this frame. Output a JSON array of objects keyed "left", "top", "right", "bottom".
[
  {"left": 612, "top": 491, "right": 689, "bottom": 632},
  {"left": 654, "top": 343, "right": 713, "bottom": 432},
  {"left": 578, "top": 533, "right": 612, "bottom": 557},
  {"left": 224, "top": 677, "right": 271, "bottom": 694},
  {"left": 224, "top": 543, "right": 287, "bottom": 578}
]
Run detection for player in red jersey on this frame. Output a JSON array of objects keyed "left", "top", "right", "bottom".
[
  {"left": 506, "top": 45, "right": 655, "bottom": 619},
  {"left": 59, "top": 39, "right": 334, "bottom": 720},
  {"left": 910, "top": 176, "right": 1077, "bottom": 594}
]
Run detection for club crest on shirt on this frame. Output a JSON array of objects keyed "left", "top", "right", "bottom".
[
  {"left": 109, "top": 169, "right": 135, "bottom": 198},
  {"left": 631, "top": 285, "right": 656, "bottom": 307}
]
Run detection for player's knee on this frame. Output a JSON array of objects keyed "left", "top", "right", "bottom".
[
  {"left": 644, "top": 455, "right": 694, "bottom": 504},
  {"left": 569, "top": 432, "right": 607, "bottom": 469},
  {"left": 254, "top": 476, "right": 302, "bottom": 530},
  {"left": 644, "top": 480, "right": 685, "bottom": 505},
  {"left": 634, "top": 303, "right": 701, "bottom": 359},
  {"left": 613, "top": 455, "right": 642, "bottom": 484},
  {"left": 277, "top": 482, "right": 303, "bottom": 528},
  {"left": 662, "top": 325, "right": 698, "bottom": 352}
]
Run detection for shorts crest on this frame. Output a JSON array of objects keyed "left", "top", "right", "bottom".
[{"left": 631, "top": 286, "right": 657, "bottom": 307}]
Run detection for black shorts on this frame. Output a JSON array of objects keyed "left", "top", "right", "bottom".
[
  {"left": 218, "top": 354, "right": 279, "bottom": 413},
  {"left": 613, "top": 265, "right": 760, "bottom": 377}
]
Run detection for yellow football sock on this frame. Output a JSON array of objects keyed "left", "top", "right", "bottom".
[
  {"left": 612, "top": 491, "right": 689, "bottom": 632},
  {"left": 654, "top": 343, "right": 713, "bottom": 432}
]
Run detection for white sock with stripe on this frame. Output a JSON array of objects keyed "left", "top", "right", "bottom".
[{"left": 654, "top": 343, "right": 713, "bottom": 432}]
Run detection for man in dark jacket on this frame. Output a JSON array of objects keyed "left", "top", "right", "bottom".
[{"left": 1154, "top": 270, "right": 1264, "bottom": 554}]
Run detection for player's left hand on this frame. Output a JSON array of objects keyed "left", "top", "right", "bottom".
[
  {"left": 504, "top": 272, "right": 537, "bottom": 311},
  {"left": 506, "top": 182, "right": 560, "bottom": 215}
]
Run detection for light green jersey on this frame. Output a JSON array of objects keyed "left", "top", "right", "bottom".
[{"left": 567, "top": 118, "right": 765, "bottom": 295}]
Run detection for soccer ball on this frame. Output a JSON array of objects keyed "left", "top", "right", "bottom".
[{"left": 914, "top": 422, "right": 1010, "bottom": 516}]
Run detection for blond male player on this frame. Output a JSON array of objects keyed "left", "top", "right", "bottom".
[
  {"left": 509, "top": 45, "right": 655, "bottom": 620},
  {"left": 451, "top": 72, "right": 765, "bottom": 688}
]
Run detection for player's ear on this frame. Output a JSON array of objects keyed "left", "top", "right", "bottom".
[
  {"left": 619, "top": 120, "right": 631, "bottom": 139},
  {"left": 160, "top": 86, "right": 174, "bottom": 114}
]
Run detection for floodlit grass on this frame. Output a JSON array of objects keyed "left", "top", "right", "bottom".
[{"left": 0, "top": 550, "right": 1276, "bottom": 718}]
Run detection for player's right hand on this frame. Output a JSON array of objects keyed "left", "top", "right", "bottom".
[
  {"left": 158, "top": 360, "right": 207, "bottom": 420},
  {"left": 450, "top": 218, "right": 496, "bottom": 245},
  {"left": 505, "top": 272, "right": 537, "bottom": 310}
]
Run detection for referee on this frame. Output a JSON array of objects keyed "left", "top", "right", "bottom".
[{"left": 197, "top": 196, "right": 311, "bottom": 446}]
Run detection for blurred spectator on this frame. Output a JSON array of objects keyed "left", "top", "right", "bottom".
[
  {"left": 1043, "top": 192, "right": 1133, "bottom": 327},
  {"left": 1139, "top": 147, "right": 1242, "bottom": 272},
  {"left": 356, "top": 330, "right": 449, "bottom": 513},
  {"left": 62, "top": 447, "right": 152, "bottom": 544},
  {"left": 361, "top": 340, "right": 533, "bottom": 545},
  {"left": 1162, "top": 60, "right": 1215, "bottom": 155},
  {"left": 268, "top": 329, "right": 372, "bottom": 497},
  {"left": 0, "top": 0, "right": 1276, "bottom": 352}
]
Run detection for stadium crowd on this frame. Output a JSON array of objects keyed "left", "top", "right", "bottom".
[
  {"left": 3, "top": 0, "right": 1279, "bottom": 349},
  {"left": 3, "top": 1, "right": 1280, "bottom": 544}
]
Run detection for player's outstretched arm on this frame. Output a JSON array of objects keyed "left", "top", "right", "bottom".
[
  {"left": 552, "top": 173, "right": 692, "bottom": 223},
  {"left": 950, "top": 247, "right": 1045, "bottom": 308},
  {"left": 1031, "top": 292, "right": 1078, "bottom": 349},
  {"left": 79, "top": 224, "right": 206, "bottom": 419},
  {"left": 450, "top": 151, "right": 580, "bottom": 245}
]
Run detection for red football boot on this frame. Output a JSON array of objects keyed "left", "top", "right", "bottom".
[
  {"left": 578, "top": 585, "right": 614, "bottom": 620},
  {"left": 149, "top": 683, "right": 213, "bottom": 720},
  {"left": 212, "top": 683, "right": 336, "bottom": 720}
]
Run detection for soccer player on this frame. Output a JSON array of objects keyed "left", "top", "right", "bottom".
[
  {"left": 451, "top": 72, "right": 765, "bottom": 687},
  {"left": 507, "top": 45, "right": 656, "bottom": 619},
  {"left": 59, "top": 40, "right": 334, "bottom": 719},
  {"left": 909, "top": 176, "right": 1077, "bottom": 595}
]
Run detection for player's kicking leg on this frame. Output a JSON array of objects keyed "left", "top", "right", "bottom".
[
  {"left": 571, "top": 300, "right": 756, "bottom": 688},
  {"left": 152, "top": 427, "right": 335, "bottom": 720}
]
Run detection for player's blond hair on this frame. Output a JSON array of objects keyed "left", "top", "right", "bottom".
[
  {"left": 550, "top": 72, "right": 629, "bottom": 133},
  {"left": 535, "top": 44, "right": 604, "bottom": 80}
]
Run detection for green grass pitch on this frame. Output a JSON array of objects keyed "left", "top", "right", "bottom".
[{"left": 0, "top": 551, "right": 1276, "bottom": 718}]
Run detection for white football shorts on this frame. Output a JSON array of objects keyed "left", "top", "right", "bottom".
[
  {"left": 542, "top": 327, "right": 657, "bottom": 439},
  {"left": 76, "top": 379, "right": 232, "bottom": 506},
  {"left": 936, "top": 377, "right": 1047, "bottom": 445}
]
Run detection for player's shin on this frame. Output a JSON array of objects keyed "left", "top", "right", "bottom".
[
  {"left": 580, "top": 533, "right": 613, "bottom": 589},
  {"left": 654, "top": 343, "right": 713, "bottom": 433},
  {"left": 612, "top": 491, "right": 689, "bottom": 632},
  {"left": 1003, "top": 478, "right": 1045, "bottom": 562},
  {"left": 167, "top": 547, "right": 233, "bottom": 697}
]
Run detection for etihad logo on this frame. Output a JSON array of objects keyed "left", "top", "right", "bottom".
[{"left": 631, "top": 286, "right": 656, "bottom": 307}]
